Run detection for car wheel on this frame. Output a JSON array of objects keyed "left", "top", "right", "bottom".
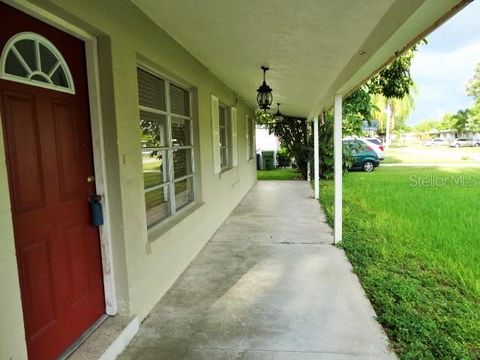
[
  {"left": 475, "top": 143, "right": 480, "bottom": 147},
  {"left": 363, "top": 161, "right": 374, "bottom": 172},
  {"left": 455, "top": 144, "right": 460, "bottom": 148}
]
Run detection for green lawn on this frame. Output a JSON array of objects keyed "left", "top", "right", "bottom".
[
  {"left": 384, "top": 145, "right": 480, "bottom": 164},
  {"left": 257, "top": 168, "right": 303, "bottom": 180},
  {"left": 320, "top": 167, "right": 480, "bottom": 359}
]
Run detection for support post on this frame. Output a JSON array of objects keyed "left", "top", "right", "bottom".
[
  {"left": 313, "top": 115, "right": 319, "bottom": 200},
  {"left": 334, "top": 95, "right": 343, "bottom": 244},
  {"left": 385, "top": 102, "right": 391, "bottom": 149}
]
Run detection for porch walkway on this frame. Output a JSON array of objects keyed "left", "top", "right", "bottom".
[{"left": 119, "top": 181, "right": 396, "bottom": 360}]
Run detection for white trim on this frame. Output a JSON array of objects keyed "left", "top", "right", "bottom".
[
  {"left": 5, "top": 0, "right": 118, "bottom": 315},
  {"left": 245, "top": 114, "right": 250, "bottom": 161},
  {"left": 0, "top": 32, "right": 76, "bottom": 94},
  {"left": 98, "top": 316, "right": 140, "bottom": 360},
  {"left": 83, "top": 32, "right": 118, "bottom": 317},
  {"left": 173, "top": 173, "right": 195, "bottom": 183},
  {"left": 313, "top": 115, "right": 319, "bottom": 200},
  {"left": 230, "top": 107, "right": 238, "bottom": 167},
  {"left": 334, "top": 95, "right": 343, "bottom": 244},
  {"left": 211, "top": 94, "right": 221, "bottom": 174}
]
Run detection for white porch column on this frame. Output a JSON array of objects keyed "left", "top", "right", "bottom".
[
  {"left": 313, "top": 115, "right": 319, "bottom": 200},
  {"left": 334, "top": 95, "right": 343, "bottom": 243},
  {"left": 385, "top": 102, "right": 391, "bottom": 149}
]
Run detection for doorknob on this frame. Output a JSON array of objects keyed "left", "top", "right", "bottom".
[{"left": 87, "top": 175, "right": 95, "bottom": 183}]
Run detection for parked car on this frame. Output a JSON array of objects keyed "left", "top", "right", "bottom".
[
  {"left": 364, "top": 137, "right": 384, "bottom": 151},
  {"left": 361, "top": 138, "right": 385, "bottom": 160},
  {"left": 424, "top": 138, "right": 449, "bottom": 146},
  {"left": 449, "top": 138, "right": 477, "bottom": 147},
  {"left": 343, "top": 140, "right": 380, "bottom": 172}
]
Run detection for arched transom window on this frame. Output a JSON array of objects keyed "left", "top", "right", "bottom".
[{"left": 0, "top": 32, "right": 75, "bottom": 94}]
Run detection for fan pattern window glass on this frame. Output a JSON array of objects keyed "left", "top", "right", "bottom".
[{"left": 0, "top": 32, "right": 75, "bottom": 93}]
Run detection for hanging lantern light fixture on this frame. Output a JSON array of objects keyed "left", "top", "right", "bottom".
[
  {"left": 274, "top": 103, "right": 283, "bottom": 122},
  {"left": 256, "top": 66, "right": 273, "bottom": 111}
]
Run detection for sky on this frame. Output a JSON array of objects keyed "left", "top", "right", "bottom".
[{"left": 407, "top": 0, "right": 480, "bottom": 126}]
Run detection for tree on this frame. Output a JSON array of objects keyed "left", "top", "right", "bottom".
[
  {"left": 438, "top": 113, "right": 456, "bottom": 130},
  {"left": 468, "top": 102, "right": 480, "bottom": 131},
  {"left": 369, "top": 48, "right": 417, "bottom": 99},
  {"left": 256, "top": 112, "right": 312, "bottom": 180},
  {"left": 414, "top": 119, "right": 440, "bottom": 133},
  {"left": 342, "top": 85, "right": 377, "bottom": 135},
  {"left": 466, "top": 62, "right": 480, "bottom": 101},
  {"left": 452, "top": 109, "right": 470, "bottom": 133},
  {"left": 368, "top": 44, "right": 423, "bottom": 145},
  {"left": 317, "top": 112, "right": 356, "bottom": 179},
  {"left": 371, "top": 90, "right": 416, "bottom": 134}
]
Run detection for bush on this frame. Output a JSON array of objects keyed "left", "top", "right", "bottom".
[
  {"left": 318, "top": 113, "right": 355, "bottom": 179},
  {"left": 276, "top": 148, "right": 292, "bottom": 167}
]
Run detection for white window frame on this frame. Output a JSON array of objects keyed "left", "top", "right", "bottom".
[
  {"left": 0, "top": 31, "right": 75, "bottom": 94},
  {"left": 138, "top": 66, "right": 196, "bottom": 229},
  {"left": 218, "top": 104, "right": 231, "bottom": 171}
]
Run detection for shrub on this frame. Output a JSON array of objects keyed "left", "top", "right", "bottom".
[{"left": 276, "top": 147, "right": 292, "bottom": 167}]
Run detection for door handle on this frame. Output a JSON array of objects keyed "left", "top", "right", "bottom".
[{"left": 87, "top": 175, "right": 95, "bottom": 183}]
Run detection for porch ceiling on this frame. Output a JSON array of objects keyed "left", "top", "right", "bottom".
[{"left": 132, "top": 0, "right": 468, "bottom": 119}]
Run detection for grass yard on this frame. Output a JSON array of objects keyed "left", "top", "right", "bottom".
[
  {"left": 320, "top": 167, "right": 480, "bottom": 359},
  {"left": 384, "top": 145, "right": 480, "bottom": 164},
  {"left": 257, "top": 168, "right": 303, "bottom": 180}
]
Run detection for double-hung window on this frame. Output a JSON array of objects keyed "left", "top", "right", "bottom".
[
  {"left": 138, "top": 67, "right": 195, "bottom": 228},
  {"left": 218, "top": 105, "right": 231, "bottom": 170}
]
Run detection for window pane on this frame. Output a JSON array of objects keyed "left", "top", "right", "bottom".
[
  {"left": 140, "top": 111, "right": 167, "bottom": 147},
  {"left": 5, "top": 51, "right": 28, "bottom": 77},
  {"left": 143, "top": 150, "right": 167, "bottom": 189},
  {"left": 219, "top": 106, "right": 226, "bottom": 127},
  {"left": 221, "top": 147, "right": 228, "bottom": 168},
  {"left": 14, "top": 40, "right": 36, "bottom": 71},
  {"left": 169, "top": 84, "right": 190, "bottom": 116},
  {"left": 31, "top": 74, "right": 49, "bottom": 83},
  {"left": 173, "top": 149, "right": 193, "bottom": 179},
  {"left": 50, "top": 66, "right": 68, "bottom": 87},
  {"left": 40, "top": 44, "right": 57, "bottom": 74},
  {"left": 145, "top": 186, "right": 170, "bottom": 227},
  {"left": 220, "top": 126, "right": 227, "bottom": 147},
  {"left": 175, "top": 177, "right": 194, "bottom": 210},
  {"left": 171, "top": 118, "right": 191, "bottom": 146},
  {"left": 138, "top": 68, "right": 166, "bottom": 111}
]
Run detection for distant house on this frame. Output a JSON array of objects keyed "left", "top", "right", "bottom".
[
  {"left": 256, "top": 125, "right": 280, "bottom": 169},
  {"left": 399, "top": 132, "right": 421, "bottom": 144},
  {"left": 429, "top": 129, "right": 480, "bottom": 140}
]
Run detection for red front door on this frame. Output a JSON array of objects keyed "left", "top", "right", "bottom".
[{"left": 0, "top": 4, "right": 105, "bottom": 359}]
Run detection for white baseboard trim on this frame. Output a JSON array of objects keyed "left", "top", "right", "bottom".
[{"left": 99, "top": 316, "right": 139, "bottom": 360}]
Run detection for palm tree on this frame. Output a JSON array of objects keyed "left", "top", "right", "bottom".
[{"left": 371, "top": 89, "right": 416, "bottom": 144}]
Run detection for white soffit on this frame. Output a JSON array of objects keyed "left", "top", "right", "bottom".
[{"left": 132, "top": 0, "right": 469, "bottom": 118}]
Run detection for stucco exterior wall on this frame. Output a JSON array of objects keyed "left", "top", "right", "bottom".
[{"left": 0, "top": 0, "right": 256, "bottom": 358}]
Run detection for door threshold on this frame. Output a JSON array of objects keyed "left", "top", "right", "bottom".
[
  {"left": 58, "top": 314, "right": 109, "bottom": 360},
  {"left": 62, "top": 315, "right": 139, "bottom": 360}
]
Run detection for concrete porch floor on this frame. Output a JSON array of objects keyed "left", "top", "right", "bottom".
[{"left": 118, "top": 181, "right": 396, "bottom": 360}]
